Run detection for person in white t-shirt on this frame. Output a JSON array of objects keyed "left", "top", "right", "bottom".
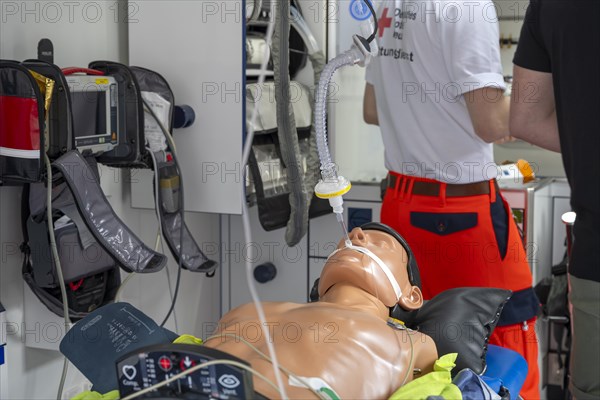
[{"left": 363, "top": 1, "right": 540, "bottom": 398}]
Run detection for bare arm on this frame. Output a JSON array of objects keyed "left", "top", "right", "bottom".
[
  {"left": 363, "top": 83, "right": 379, "bottom": 126},
  {"left": 464, "top": 87, "right": 511, "bottom": 143},
  {"left": 509, "top": 65, "right": 560, "bottom": 152}
]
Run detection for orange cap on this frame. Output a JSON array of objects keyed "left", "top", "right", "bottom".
[{"left": 516, "top": 159, "right": 535, "bottom": 183}]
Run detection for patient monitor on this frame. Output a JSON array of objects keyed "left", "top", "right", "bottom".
[{"left": 66, "top": 74, "right": 119, "bottom": 155}]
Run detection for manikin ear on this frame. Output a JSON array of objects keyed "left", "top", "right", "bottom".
[{"left": 398, "top": 286, "right": 423, "bottom": 311}]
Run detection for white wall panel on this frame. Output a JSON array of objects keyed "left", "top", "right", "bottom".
[
  {"left": 0, "top": 2, "right": 222, "bottom": 397},
  {"left": 129, "top": 1, "right": 244, "bottom": 214}
]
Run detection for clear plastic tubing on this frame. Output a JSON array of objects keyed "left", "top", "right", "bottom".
[
  {"left": 336, "top": 212, "right": 352, "bottom": 247},
  {"left": 314, "top": 49, "right": 360, "bottom": 181}
]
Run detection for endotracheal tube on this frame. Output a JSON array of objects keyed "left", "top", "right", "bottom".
[{"left": 314, "top": 21, "right": 378, "bottom": 245}]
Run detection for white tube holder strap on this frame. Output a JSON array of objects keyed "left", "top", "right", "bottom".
[{"left": 328, "top": 244, "right": 403, "bottom": 301}]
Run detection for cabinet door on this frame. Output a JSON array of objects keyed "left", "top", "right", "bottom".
[
  {"left": 129, "top": 1, "right": 243, "bottom": 214},
  {"left": 225, "top": 207, "right": 309, "bottom": 310}
]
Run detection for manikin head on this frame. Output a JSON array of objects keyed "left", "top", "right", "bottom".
[{"left": 318, "top": 223, "right": 424, "bottom": 311}]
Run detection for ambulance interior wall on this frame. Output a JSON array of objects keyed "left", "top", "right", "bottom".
[{"left": 0, "top": 3, "right": 220, "bottom": 398}]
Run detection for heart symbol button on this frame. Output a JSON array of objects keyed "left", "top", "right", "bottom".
[{"left": 122, "top": 365, "right": 137, "bottom": 380}]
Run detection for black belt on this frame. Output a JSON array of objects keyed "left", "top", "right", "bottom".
[{"left": 387, "top": 174, "right": 497, "bottom": 197}]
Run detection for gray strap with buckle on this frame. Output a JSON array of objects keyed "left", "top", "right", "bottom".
[
  {"left": 161, "top": 208, "right": 217, "bottom": 273},
  {"left": 151, "top": 151, "right": 217, "bottom": 274},
  {"left": 52, "top": 150, "right": 167, "bottom": 273},
  {"left": 29, "top": 182, "right": 95, "bottom": 249}
]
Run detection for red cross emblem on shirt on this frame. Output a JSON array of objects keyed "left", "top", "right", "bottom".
[{"left": 378, "top": 8, "right": 393, "bottom": 38}]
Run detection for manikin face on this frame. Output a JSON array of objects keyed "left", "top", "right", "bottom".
[{"left": 322, "top": 228, "right": 419, "bottom": 308}]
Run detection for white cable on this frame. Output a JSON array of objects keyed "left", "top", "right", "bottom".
[
  {"left": 154, "top": 230, "right": 161, "bottom": 250},
  {"left": 44, "top": 154, "right": 72, "bottom": 400},
  {"left": 159, "top": 230, "right": 179, "bottom": 332},
  {"left": 142, "top": 101, "right": 184, "bottom": 329},
  {"left": 143, "top": 105, "right": 177, "bottom": 153},
  {"left": 241, "top": 0, "right": 275, "bottom": 168},
  {"left": 114, "top": 231, "right": 160, "bottom": 302},
  {"left": 114, "top": 227, "right": 164, "bottom": 304},
  {"left": 147, "top": 148, "right": 179, "bottom": 331},
  {"left": 56, "top": 357, "right": 69, "bottom": 400},
  {"left": 206, "top": 334, "right": 326, "bottom": 400},
  {"left": 114, "top": 149, "right": 180, "bottom": 333},
  {"left": 240, "top": 1, "right": 288, "bottom": 398},
  {"left": 148, "top": 149, "right": 166, "bottom": 242},
  {"left": 119, "top": 359, "right": 282, "bottom": 400},
  {"left": 114, "top": 272, "right": 136, "bottom": 302}
]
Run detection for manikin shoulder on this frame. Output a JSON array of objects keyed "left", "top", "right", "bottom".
[{"left": 409, "top": 331, "right": 438, "bottom": 376}]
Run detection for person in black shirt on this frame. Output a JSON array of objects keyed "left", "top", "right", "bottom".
[{"left": 510, "top": 1, "right": 600, "bottom": 398}]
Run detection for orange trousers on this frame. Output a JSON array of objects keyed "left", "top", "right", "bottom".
[
  {"left": 489, "top": 318, "right": 541, "bottom": 399},
  {"left": 381, "top": 172, "right": 540, "bottom": 398}
]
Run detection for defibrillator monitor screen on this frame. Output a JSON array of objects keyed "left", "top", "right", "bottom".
[
  {"left": 71, "top": 92, "right": 107, "bottom": 138},
  {"left": 66, "top": 75, "right": 119, "bottom": 155}
]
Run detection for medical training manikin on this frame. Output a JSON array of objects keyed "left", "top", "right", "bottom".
[
  {"left": 204, "top": 223, "right": 438, "bottom": 399},
  {"left": 60, "top": 222, "right": 521, "bottom": 398}
]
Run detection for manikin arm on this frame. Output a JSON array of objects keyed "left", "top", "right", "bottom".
[
  {"left": 509, "top": 65, "right": 560, "bottom": 152},
  {"left": 411, "top": 333, "right": 438, "bottom": 376},
  {"left": 363, "top": 83, "right": 379, "bottom": 125}
]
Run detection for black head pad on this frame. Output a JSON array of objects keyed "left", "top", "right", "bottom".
[{"left": 360, "top": 222, "right": 422, "bottom": 289}]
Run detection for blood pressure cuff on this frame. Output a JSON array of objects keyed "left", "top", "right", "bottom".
[
  {"left": 60, "top": 302, "right": 178, "bottom": 393},
  {"left": 0, "top": 60, "right": 45, "bottom": 184},
  {"left": 53, "top": 150, "right": 166, "bottom": 273}
]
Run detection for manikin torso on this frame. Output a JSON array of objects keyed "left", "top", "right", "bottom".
[{"left": 205, "top": 285, "right": 437, "bottom": 399}]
